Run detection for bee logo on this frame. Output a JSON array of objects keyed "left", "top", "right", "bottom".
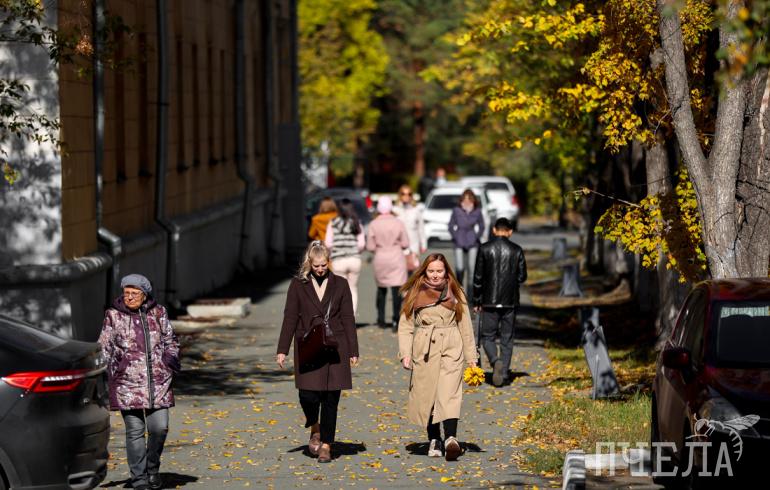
[{"left": 687, "top": 415, "right": 759, "bottom": 461}]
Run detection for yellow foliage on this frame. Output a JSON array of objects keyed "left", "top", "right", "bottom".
[
  {"left": 464, "top": 366, "right": 486, "bottom": 387},
  {"left": 595, "top": 169, "right": 707, "bottom": 282}
]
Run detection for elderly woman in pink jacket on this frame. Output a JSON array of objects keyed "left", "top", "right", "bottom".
[{"left": 367, "top": 196, "right": 410, "bottom": 329}]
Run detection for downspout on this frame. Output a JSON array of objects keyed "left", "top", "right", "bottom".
[
  {"left": 262, "top": 0, "right": 282, "bottom": 257},
  {"left": 234, "top": 0, "right": 255, "bottom": 271},
  {"left": 93, "top": 0, "right": 122, "bottom": 304},
  {"left": 289, "top": 0, "right": 299, "bottom": 122},
  {"left": 154, "top": 0, "right": 180, "bottom": 309}
]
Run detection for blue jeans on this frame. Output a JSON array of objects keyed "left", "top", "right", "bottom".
[
  {"left": 453, "top": 246, "right": 478, "bottom": 293},
  {"left": 121, "top": 408, "right": 169, "bottom": 487}
]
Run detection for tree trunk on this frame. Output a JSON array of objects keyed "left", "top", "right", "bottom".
[
  {"left": 736, "top": 70, "right": 770, "bottom": 276},
  {"left": 413, "top": 100, "right": 426, "bottom": 178},
  {"left": 656, "top": 0, "right": 770, "bottom": 279},
  {"left": 647, "top": 135, "right": 688, "bottom": 348}
]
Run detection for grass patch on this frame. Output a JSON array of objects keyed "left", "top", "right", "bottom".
[
  {"left": 514, "top": 343, "right": 655, "bottom": 476},
  {"left": 519, "top": 392, "right": 651, "bottom": 475}
]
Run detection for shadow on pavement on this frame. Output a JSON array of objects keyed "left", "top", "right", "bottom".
[
  {"left": 174, "top": 362, "right": 292, "bottom": 396},
  {"left": 406, "top": 441, "right": 484, "bottom": 456},
  {"left": 99, "top": 472, "right": 198, "bottom": 488},
  {"left": 289, "top": 442, "right": 367, "bottom": 460},
  {"left": 481, "top": 370, "right": 530, "bottom": 387}
]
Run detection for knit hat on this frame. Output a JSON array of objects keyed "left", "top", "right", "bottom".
[
  {"left": 377, "top": 196, "right": 393, "bottom": 214},
  {"left": 120, "top": 273, "right": 153, "bottom": 296}
]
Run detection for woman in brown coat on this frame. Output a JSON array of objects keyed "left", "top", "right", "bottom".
[
  {"left": 398, "top": 253, "right": 478, "bottom": 461},
  {"left": 277, "top": 241, "right": 359, "bottom": 463}
]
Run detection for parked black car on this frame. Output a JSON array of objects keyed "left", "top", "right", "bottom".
[
  {"left": 0, "top": 315, "right": 109, "bottom": 490},
  {"left": 305, "top": 187, "right": 372, "bottom": 228},
  {"left": 651, "top": 279, "right": 770, "bottom": 487}
]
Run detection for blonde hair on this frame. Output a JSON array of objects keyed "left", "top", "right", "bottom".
[
  {"left": 318, "top": 197, "right": 338, "bottom": 214},
  {"left": 297, "top": 241, "right": 332, "bottom": 282}
]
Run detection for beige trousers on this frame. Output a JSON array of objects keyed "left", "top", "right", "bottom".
[{"left": 332, "top": 256, "right": 362, "bottom": 316}]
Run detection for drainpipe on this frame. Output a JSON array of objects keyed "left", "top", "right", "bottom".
[
  {"left": 93, "top": 0, "right": 122, "bottom": 304},
  {"left": 289, "top": 0, "right": 299, "bottom": 122},
  {"left": 234, "top": 0, "right": 255, "bottom": 271},
  {"left": 154, "top": 0, "right": 180, "bottom": 309},
  {"left": 262, "top": 0, "right": 283, "bottom": 258}
]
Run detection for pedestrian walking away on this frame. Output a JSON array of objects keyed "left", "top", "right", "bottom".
[
  {"left": 98, "top": 273, "right": 181, "bottom": 490},
  {"left": 325, "top": 198, "right": 366, "bottom": 317},
  {"left": 393, "top": 184, "right": 427, "bottom": 273},
  {"left": 308, "top": 197, "right": 338, "bottom": 242},
  {"left": 367, "top": 196, "right": 410, "bottom": 329},
  {"left": 397, "top": 254, "right": 478, "bottom": 461},
  {"left": 448, "top": 188, "right": 484, "bottom": 293},
  {"left": 472, "top": 217, "right": 527, "bottom": 387},
  {"left": 276, "top": 241, "right": 360, "bottom": 463}
]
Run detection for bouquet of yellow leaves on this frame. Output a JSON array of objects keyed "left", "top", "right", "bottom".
[{"left": 463, "top": 366, "right": 485, "bottom": 387}]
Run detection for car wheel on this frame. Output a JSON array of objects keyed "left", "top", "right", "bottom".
[{"left": 651, "top": 400, "right": 685, "bottom": 489}]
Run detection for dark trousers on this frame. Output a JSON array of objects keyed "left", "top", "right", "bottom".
[
  {"left": 376, "top": 286, "right": 402, "bottom": 325},
  {"left": 298, "top": 389, "right": 341, "bottom": 443},
  {"left": 480, "top": 307, "right": 516, "bottom": 372},
  {"left": 427, "top": 411, "right": 458, "bottom": 441},
  {"left": 121, "top": 408, "right": 169, "bottom": 487}
]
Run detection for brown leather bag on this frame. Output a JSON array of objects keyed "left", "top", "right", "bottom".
[{"left": 297, "top": 303, "right": 338, "bottom": 371}]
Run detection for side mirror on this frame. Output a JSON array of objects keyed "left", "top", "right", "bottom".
[{"left": 662, "top": 347, "right": 691, "bottom": 370}]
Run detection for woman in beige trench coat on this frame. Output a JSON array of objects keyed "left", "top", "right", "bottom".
[{"left": 397, "top": 253, "right": 478, "bottom": 461}]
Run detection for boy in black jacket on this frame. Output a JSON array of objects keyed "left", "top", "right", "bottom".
[{"left": 472, "top": 218, "right": 527, "bottom": 386}]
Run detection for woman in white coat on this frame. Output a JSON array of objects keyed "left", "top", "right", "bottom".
[{"left": 393, "top": 184, "right": 427, "bottom": 269}]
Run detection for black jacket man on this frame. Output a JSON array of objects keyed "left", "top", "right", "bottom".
[{"left": 472, "top": 217, "right": 527, "bottom": 386}]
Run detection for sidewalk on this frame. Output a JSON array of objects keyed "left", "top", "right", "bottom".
[{"left": 100, "top": 246, "right": 560, "bottom": 489}]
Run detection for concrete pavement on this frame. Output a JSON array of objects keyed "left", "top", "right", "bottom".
[{"left": 100, "top": 243, "right": 561, "bottom": 489}]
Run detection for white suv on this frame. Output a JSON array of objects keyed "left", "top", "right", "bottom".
[
  {"left": 460, "top": 176, "right": 519, "bottom": 230},
  {"left": 423, "top": 183, "right": 496, "bottom": 244}
]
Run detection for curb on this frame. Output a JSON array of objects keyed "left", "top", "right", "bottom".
[{"left": 562, "top": 450, "right": 586, "bottom": 490}]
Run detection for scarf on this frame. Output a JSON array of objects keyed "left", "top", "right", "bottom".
[{"left": 414, "top": 281, "right": 457, "bottom": 312}]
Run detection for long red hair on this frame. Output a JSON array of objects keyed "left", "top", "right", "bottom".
[{"left": 399, "top": 253, "right": 466, "bottom": 320}]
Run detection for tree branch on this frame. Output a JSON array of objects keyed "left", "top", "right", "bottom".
[{"left": 656, "top": 0, "right": 709, "bottom": 195}]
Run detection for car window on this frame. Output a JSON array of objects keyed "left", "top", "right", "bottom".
[
  {"left": 715, "top": 302, "right": 770, "bottom": 365},
  {"left": 0, "top": 317, "right": 67, "bottom": 353},
  {"left": 672, "top": 293, "right": 695, "bottom": 346},
  {"left": 682, "top": 291, "right": 706, "bottom": 366},
  {"left": 485, "top": 182, "right": 510, "bottom": 191},
  {"left": 427, "top": 195, "right": 459, "bottom": 210}
]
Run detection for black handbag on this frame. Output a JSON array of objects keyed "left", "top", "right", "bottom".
[{"left": 297, "top": 303, "right": 338, "bottom": 371}]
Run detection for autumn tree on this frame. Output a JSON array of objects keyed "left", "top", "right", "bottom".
[
  {"left": 371, "top": 0, "right": 472, "bottom": 179},
  {"left": 298, "top": 0, "right": 388, "bottom": 176},
  {"left": 657, "top": 0, "right": 770, "bottom": 279}
]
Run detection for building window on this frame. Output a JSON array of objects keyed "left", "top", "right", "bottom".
[
  {"left": 176, "top": 37, "right": 188, "bottom": 172},
  {"left": 138, "top": 32, "right": 152, "bottom": 177},
  {"left": 115, "top": 28, "right": 126, "bottom": 182},
  {"left": 192, "top": 43, "right": 200, "bottom": 167},
  {"left": 207, "top": 44, "right": 217, "bottom": 165},
  {"left": 220, "top": 48, "right": 227, "bottom": 163}
]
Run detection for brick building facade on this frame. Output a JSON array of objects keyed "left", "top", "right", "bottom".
[{"left": 0, "top": 0, "right": 305, "bottom": 340}]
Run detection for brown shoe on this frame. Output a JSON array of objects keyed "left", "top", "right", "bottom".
[
  {"left": 308, "top": 432, "right": 321, "bottom": 456},
  {"left": 444, "top": 436, "right": 461, "bottom": 461},
  {"left": 317, "top": 443, "right": 332, "bottom": 463}
]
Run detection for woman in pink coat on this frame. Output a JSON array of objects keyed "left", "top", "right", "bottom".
[{"left": 367, "top": 196, "right": 410, "bottom": 329}]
